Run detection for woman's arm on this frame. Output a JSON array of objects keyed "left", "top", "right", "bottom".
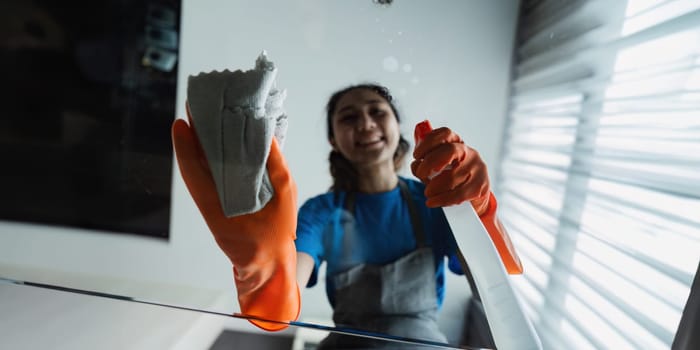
[
  {"left": 172, "top": 117, "right": 299, "bottom": 330},
  {"left": 296, "top": 252, "right": 315, "bottom": 288}
]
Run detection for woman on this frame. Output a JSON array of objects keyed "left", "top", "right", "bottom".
[
  {"left": 172, "top": 83, "right": 521, "bottom": 347},
  {"left": 295, "top": 83, "right": 521, "bottom": 348}
]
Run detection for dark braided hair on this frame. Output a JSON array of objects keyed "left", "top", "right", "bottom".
[{"left": 325, "top": 83, "right": 411, "bottom": 192}]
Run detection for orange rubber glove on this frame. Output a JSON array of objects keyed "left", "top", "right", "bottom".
[
  {"left": 412, "top": 120, "right": 523, "bottom": 274},
  {"left": 171, "top": 105, "right": 300, "bottom": 331}
]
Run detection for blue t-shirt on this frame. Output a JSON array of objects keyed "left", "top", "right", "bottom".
[{"left": 295, "top": 177, "right": 463, "bottom": 308}]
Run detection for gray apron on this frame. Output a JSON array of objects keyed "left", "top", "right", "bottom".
[{"left": 318, "top": 180, "right": 448, "bottom": 349}]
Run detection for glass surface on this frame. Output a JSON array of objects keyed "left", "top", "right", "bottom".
[
  {"left": 0, "top": 278, "right": 473, "bottom": 349},
  {"left": 0, "top": 0, "right": 522, "bottom": 349}
]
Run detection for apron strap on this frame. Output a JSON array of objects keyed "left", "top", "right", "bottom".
[
  {"left": 343, "top": 180, "right": 482, "bottom": 300},
  {"left": 397, "top": 181, "right": 483, "bottom": 301},
  {"left": 397, "top": 179, "right": 427, "bottom": 248},
  {"left": 343, "top": 178, "right": 427, "bottom": 248}
]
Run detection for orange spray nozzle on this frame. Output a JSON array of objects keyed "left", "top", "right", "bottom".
[{"left": 414, "top": 120, "right": 433, "bottom": 144}]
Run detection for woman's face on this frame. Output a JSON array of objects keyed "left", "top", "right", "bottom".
[{"left": 330, "top": 88, "right": 400, "bottom": 168}]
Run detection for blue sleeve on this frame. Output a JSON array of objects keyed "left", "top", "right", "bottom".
[
  {"left": 295, "top": 195, "right": 333, "bottom": 288},
  {"left": 448, "top": 253, "right": 464, "bottom": 275}
]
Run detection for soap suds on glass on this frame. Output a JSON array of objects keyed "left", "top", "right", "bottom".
[{"left": 382, "top": 56, "right": 399, "bottom": 72}]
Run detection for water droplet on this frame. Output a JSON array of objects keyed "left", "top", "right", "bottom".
[
  {"left": 411, "top": 77, "right": 420, "bottom": 85},
  {"left": 398, "top": 31, "right": 403, "bottom": 36},
  {"left": 382, "top": 56, "right": 399, "bottom": 72},
  {"left": 402, "top": 64, "right": 412, "bottom": 73},
  {"left": 388, "top": 39, "right": 393, "bottom": 44}
]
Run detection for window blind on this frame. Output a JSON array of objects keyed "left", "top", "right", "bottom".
[{"left": 497, "top": 1, "right": 700, "bottom": 349}]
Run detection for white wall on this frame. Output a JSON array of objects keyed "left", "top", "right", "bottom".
[{"left": 0, "top": 0, "right": 519, "bottom": 324}]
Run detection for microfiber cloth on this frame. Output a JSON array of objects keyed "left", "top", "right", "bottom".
[{"left": 187, "top": 51, "right": 288, "bottom": 217}]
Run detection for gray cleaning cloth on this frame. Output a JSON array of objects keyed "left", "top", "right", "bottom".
[{"left": 187, "top": 51, "right": 288, "bottom": 217}]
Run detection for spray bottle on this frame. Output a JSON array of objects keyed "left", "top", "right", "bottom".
[{"left": 414, "top": 120, "right": 542, "bottom": 350}]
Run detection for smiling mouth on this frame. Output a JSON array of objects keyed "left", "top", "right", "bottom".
[{"left": 356, "top": 137, "right": 385, "bottom": 148}]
